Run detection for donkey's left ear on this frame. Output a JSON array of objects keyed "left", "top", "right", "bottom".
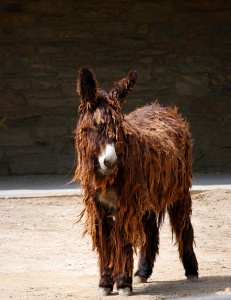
[
  {"left": 109, "top": 70, "right": 138, "bottom": 102},
  {"left": 77, "top": 67, "right": 98, "bottom": 104}
]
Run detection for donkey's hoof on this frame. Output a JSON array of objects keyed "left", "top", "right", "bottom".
[
  {"left": 187, "top": 275, "right": 198, "bottom": 282},
  {"left": 99, "top": 287, "right": 112, "bottom": 296},
  {"left": 118, "top": 287, "right": 132, "bottom": 296},
  {"left": 134, "top": 275, "right": 147, "bottom": 284}
]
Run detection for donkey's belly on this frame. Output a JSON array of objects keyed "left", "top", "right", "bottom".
[{"left": 97, "top": 187, "right": 118, "bottom": 217}]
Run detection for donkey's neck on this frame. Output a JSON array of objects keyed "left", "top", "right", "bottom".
[{"left": 97, "top": 186, "right": 118, "bottom": 217}]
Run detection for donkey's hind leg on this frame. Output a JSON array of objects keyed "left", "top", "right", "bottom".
[
  {"left": 168, "top": 195, "right": 198, "bottom": 279},
  {"left": 134, "top": 211, "right": 159, "bottom": 283}
]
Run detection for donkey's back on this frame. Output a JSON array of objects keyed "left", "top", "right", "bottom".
[{"left": 122, "top": 102, "right": 193, "bottom": 211}]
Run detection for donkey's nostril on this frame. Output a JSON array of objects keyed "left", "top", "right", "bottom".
[
  {"left": 104, "top": 158, "right": 116, "bottom": 169},
  {"left": 104, "top": 158, "right": 111, "bottom": 168}
]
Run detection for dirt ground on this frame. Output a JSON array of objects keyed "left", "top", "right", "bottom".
[{"left": 0, "top": 189, "right": 230, "bottom": 300}]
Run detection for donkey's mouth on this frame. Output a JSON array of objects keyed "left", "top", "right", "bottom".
[{"left": 98, "top": 163, "right": 118, "bottom": 175}]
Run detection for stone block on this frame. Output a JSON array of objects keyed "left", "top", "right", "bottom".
[
  {"left": 60, "top": 79, "right": 76, "bottom": 97},
  {"left": 191, "top": 98, "right": 229, "bottom": 114},
  {"left": 110, "top": 36, "right": 148, "bottom": 49},
  {"left": 149, "top": 25, "right": 186, "bottom": 45},
  {"left": 1, "top": 79, "right": 32, "bottom": 91},
  {"left": 140, "top": 48, "right": 169, "bottom": 56},
  {"left": 27, "top": 96, "right": 64, "bottom": 107},
  {"left": 0, "top": 149, "right": 9, "bottom": 175},
  {"left": 73, "top": 7, "right": 117, "bottom": 21},
  {"left": 30, "top": 64, "right": 57, "bottom": 77},
  {"left": 39, "top": 15, "right": 75, "bottom": 27},
  {"left": 96, "top": 51, "right": 136, "bottom": 63},
  {"left": 0, "top": 128, "right": 33, "bottom": 147},
  {"left": 0, "top": 58, "right": 28, "bottom": 72},
  {"left": 223, "top": 115, "right": 231, "bottom": 129},
  {"left": 2, "top": 14, "right": 36, "bottom": 27},
  {"left": 0, "top": 92, "right": 27, "bottom": 109},
  {"left": 192, "top": 25, "right": 231, "bottom": 45},
  {"left": 189, "top": 114, "right": 219, "bottom": 136},
  {"left": 175, "top": 10, "right": 231, "bottom": 26},
  {"left": 39, "top": 42, "right": 66, "bottom": 54},
  {"left": 40, "top": 116, "right": 67, "bottom": 127},
  {"left": 140, "top": 57, "right": 153, "bottom": 64},
  {"left": 62, "top": 27, "right": 93, "bottom": 40},
  {"left": 174, "top": 1, "right": 231, "bottom": 11},
  {"left": 10, "top": 153, "right": 60, "bottom": 175},
  {"left": 176, "top": 74, "right": 209, "bottom": 97},
  {"left": 0, "top": 149, "right": 5, "bottom": 162},
  {"left": 94, "top": 22, "right": 135, "bottom": 34},
  {"left": 33, "top": 79, "right": 59, "bottom": 91},
  {"left": 21, "top": 27, "right": 58, "bottom": 40},
  {"left": 57, "top": 66, "right": 78, "bottom": 78},
  {"left": 6, "top": 143, "right": 53, "bottom": 156},
  {"left": 129, "top": 2, "right": 172, "bottom": 23},
  {"left": 36, "top": 126, "right": 67, "bottom": 139},
  {"left": 3, "top": 2, "right": 25, "bottom": 13},
  {"left": 3, "top": 112, "right": 41, "bottom": 128},
  {"left": 27, "top": 0, "right": 73, "bottom": 14},
  {"left": 166, "top": 55, "right": 221, "bottom": 73},
  {"left": 59, "top": 152, "right": 75, "bottom": 174},
  {"left": 152, "top": 73, "right": 175, "bottom": 91},
  {"left": 0, "top": 43, "right": 34, "bottom": 57}
]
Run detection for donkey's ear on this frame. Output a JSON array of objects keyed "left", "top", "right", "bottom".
[
  {"left": 109, "top": 70, "right": 137, "bottom": 102},
  {"left": 77, "top": 67, "right": 98, "bottom": 103}
]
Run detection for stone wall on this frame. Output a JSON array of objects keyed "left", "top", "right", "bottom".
[{"left": 0, "top": 0, "right": 231, "bottom": 175}]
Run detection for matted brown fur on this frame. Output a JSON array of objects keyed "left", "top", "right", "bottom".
[{"left": 74, "top": 67, "right": 195, "bottom": 285}]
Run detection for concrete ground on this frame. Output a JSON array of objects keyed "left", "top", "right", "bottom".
[
  {"left": 0, "top": 175, "right": 230, "bottom": 300},
  {"left": 0, "top": 173, "right": 230, "bottom": 198}
]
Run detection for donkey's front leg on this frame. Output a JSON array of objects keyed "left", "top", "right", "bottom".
[
  {"left": 98, "top": 216, "right": 115, "bottom": 296},
  {"left": 114, "top": 243, "right": 133, "bottom": 296}
]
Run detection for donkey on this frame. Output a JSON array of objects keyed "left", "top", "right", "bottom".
[{"left": 74, "top": 67, "right": 198, "bottom": 296}]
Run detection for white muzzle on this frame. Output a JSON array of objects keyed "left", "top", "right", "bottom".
[{"left": 98, "top": 143, "right": 117, "bottom": 173}]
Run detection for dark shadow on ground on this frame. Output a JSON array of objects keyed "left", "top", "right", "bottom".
[{"left": 132, "top": 275, "right": 231, "bottom": 298}]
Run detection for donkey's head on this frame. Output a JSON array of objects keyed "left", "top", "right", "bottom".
[{"left": 76, "top": 67, "right": 137, "bottom": 176}]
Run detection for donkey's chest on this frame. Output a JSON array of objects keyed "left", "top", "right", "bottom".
[{"left": 97, "top": 187, "right": 118, "bottom": 216}]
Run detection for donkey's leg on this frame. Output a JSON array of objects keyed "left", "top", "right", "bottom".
[
  {"left": 114, "top": 243, "right": 133, "bottom": 296},
  {"left": 98, "top": 216, "right": 115, "bottom": 296},
  {"left": 167, "top": 195, "right": 198, "bottom": 279},
  {"left": 134, "top": 211, "right": 159, "bottom": 283}
]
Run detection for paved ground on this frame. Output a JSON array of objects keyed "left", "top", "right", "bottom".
[
  {"left": 0, "top": 173, "right": 230, "bottom": 198},
  {"left": 0, "top": 188, "right": 230, "bottom": 300},
  {"left": 0, "top": 174, "right": 230, "bottom": 299}
]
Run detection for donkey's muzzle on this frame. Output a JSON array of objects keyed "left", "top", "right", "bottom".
[{"left": 98, "top": 143, "right": 118, "bottom": 174}]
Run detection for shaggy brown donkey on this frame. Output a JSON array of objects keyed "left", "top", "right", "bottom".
[{"left": 74, "top": 67, "right": 198, "bottom": 296}]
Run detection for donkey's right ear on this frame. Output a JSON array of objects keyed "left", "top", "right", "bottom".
[
  {"left": 109, "top": 70, "right": 138, "bottom": 103},
  {"left": 77, "top": 67, "right": 98, "bottom": 104}
]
